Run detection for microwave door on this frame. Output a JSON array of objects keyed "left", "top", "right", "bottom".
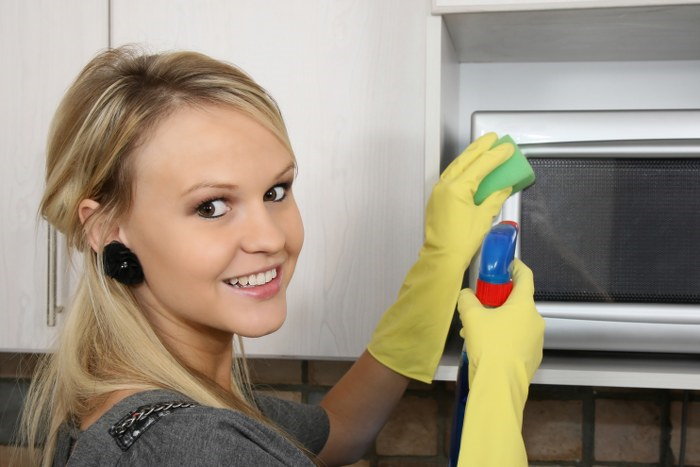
[{"left": 493, "top": 138, "right": 700, "bottom": 353}]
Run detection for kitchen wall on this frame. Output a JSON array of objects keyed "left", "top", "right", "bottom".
[{"left": 1, "top": 353, "right": 698, "bottom": 466}]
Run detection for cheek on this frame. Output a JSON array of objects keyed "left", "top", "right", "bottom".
[
  {"left": 130, "top": 212, "right": 232, "bottom": 282},
  {"left": 284, "top": 203, "right": 304, "bottom": 257},
  {"left": 169, "top": 229, "right": 235, "bottom": 280}
]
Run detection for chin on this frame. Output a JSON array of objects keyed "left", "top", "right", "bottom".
[
  {"left": 235, "top": 310, "right": 287, "bottom": 338},
  {"left": 238, "top": 325, "right": 283, "bottom": 339}
]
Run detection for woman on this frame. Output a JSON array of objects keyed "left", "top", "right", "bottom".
[{"left": 19, "top": 46, "right": 544, "bottom": 466}]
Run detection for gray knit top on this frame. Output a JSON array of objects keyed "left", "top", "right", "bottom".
[{"left": 52, "top": 389, "right": 330, "bottom": 466}]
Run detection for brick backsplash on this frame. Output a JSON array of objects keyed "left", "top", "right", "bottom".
[
  {"left": 523, "top": 399, "right": 583, "bottom": 461},
  {"left": 594, "top": 399, "right": 662, "bottom": 463},
  {"left": 309, "top": 360, "right": 354, "bottom": 386},
  {"left": 248, "top": 358, "right": 303, "bottom": 385},
  {"left": 670, "top": 399, "right": 700, "bottom": 465},
  {"left": 2, "top": 353, "right": 699, "bottom": 466},
  {"left": 0, "top": 353, "right": 39, "bottom": 380},
  {"left": 376, "top": 395, "right": 439, "bottom": 456}
]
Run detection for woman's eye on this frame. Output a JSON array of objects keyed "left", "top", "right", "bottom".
[
  {"left": 196, "top": 199, "right": 229, "bottom": 218},
  {"left": 263, "top": 184, "right": 288, "bottom": 202}
]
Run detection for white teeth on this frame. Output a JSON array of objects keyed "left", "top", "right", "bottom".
[
  {"left": 247, "top": 274, "right": 257, "bottom": 286},
  {"left": 226, "top": 268, "right": 277, "bottom": 287}
]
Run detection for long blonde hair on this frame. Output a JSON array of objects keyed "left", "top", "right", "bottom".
[{"left": 17, "top": 45, "right": 307, "bottom": 466}]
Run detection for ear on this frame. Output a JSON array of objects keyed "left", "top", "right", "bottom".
[{"left": 78, "top": 199, "right": 121, "bottom": 253}]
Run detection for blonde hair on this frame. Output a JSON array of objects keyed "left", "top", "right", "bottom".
[{"left": 17, "top": 45, "right": 310, "bottom": 466}]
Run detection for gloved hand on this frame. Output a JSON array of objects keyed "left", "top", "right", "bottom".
[
  {"left": 367, "top": 133, "right": 514, "bottom": 383},
  {"left": 457, "top": 258, "right": 545, "bottom": 467}
]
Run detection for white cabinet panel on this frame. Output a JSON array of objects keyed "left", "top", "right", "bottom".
[
  {"left": 0, "top": 1, "right": 108, "bottom": 351},
  {"left": 111, "top": 0, "right": 429, "bottom": 358}
]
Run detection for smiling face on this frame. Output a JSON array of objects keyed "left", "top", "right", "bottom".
[{"left": 119, "top": 104, "right": 303, "bottom": 341}]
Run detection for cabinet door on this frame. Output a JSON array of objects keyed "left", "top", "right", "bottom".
[
  {"left": 0, "top": 1, "right": 108, "bottom": 351},
  {"left": 111, "top": 0, "right": 429, "bottom": 358}
]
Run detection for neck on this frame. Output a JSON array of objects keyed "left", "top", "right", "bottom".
[{"left": 137, "top": 297, "right": 235, "bottom": 392}]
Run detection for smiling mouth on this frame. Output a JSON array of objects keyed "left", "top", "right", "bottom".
[{"left": 224, "top": 267, "right": 278, "bottom": 288}]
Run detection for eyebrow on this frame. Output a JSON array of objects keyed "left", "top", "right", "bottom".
[{"left": 181, "top": 163, "right": 296, "bottom": 197}]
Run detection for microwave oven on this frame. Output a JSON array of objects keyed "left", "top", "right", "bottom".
[{"left": 470, "top": 110, "right": 700, "bottom": 354}]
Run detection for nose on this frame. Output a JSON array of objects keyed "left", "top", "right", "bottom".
[{"left": 239, "top": 202, "right": 286, "bottom": 254}]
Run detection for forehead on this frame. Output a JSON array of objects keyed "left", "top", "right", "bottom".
[{"left": 131, "top": 104, "right": 293, "bottom": 191}]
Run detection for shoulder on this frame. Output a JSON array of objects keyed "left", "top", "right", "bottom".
[
  {"left": 115, "top": 402, "right": 311, "bottom": 466},
  {"left": 66, "top": 389, "right": 317, "bottom": 466},
  {"left": 80, "top": 389, "right": 142, "bottom": 431},
  {"left": 103, "top": 390, "right": 315, "bottom": 466}
]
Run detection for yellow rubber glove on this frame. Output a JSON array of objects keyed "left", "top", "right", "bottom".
[
  {"left": 367, "top": 133, "right": 514, "bottom": 383},
  {"left": 457, "top": 259, "right": 545, "bottom": 467}
]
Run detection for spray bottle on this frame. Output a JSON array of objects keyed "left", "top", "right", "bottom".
[
  {"left": 446, "top": 134, "right": 533, "bottom": 466},
  {"left": 448, "top": 221, "right": 519, "bottom": 466}
]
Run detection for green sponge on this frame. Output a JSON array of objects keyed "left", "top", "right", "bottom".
[{"left": 473, "top": 134, "right": 535, "bottom": 205}]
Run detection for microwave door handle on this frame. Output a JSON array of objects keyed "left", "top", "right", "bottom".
[
  {"left": 537, "top": 303, "right": 700, "bottom": 326},
  {"left": 519, "top": 139, "right": 700, "bottom": 159}
]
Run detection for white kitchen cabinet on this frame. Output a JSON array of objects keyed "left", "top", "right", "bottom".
[
  {"left": 429, "top": 1, "right": 700, "bottom": 387},
  {"left": 110, "top": 0, "right": 430, "bottom": 359},
  {"left": 0, "top": 1, "right": 108, "bottom": 351}
]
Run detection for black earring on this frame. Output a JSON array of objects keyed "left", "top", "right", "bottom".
[{"left": 102, "top": 241, "right": 144, "bottom": 285}]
